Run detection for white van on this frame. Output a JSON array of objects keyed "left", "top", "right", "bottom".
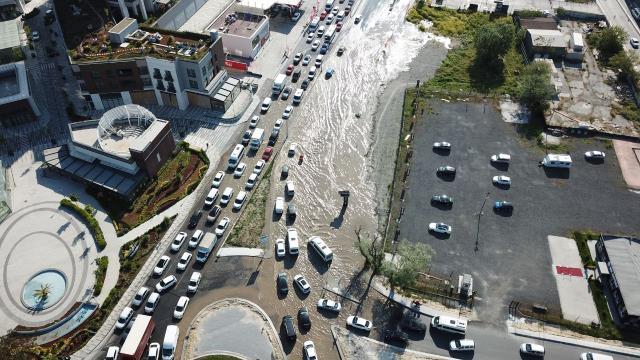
[
  {"left": 204, "top": 188, "right": 218, "bottom": 207},
  {"left": 542, "top": 154, "right": 572, "bottom": 168},
  {"left": 162, "top": 325, "right": 179, "bottom": 360},
  {"left": 287, "top": 227, "right": 300, "bottom": 255},
  {"left": 227, "top": 144, "right": 245, "bottom": 169},
  {"left": 430, "top": 315, "right": 467, "bottom": 335},
  {"left": 336, "top": 10, "right": 345, "bottom": 21},
  {"left": 580, "top": 353, "right": 614, "bottom": 360},
  {"left": 293, "top": 89, "right": 304, "bottom": 105},
  {"left": 449, "top": 339, "right": 475, "bottom": 351},
  {"left": 309, "top": 236, "right": 333, "bottom": 262},
  {"left": 250, "top": 128, "right": 265, "bottom": 150},
  {"left": 309, "top": 16, "right": 320, "bottom": 31},
  {"left": 285, "top": 181, "right": 295, "bottom": 197}
]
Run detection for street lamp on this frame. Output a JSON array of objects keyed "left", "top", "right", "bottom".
[{"left": 474, "top": 192, "right": 490, "bottom": 252}]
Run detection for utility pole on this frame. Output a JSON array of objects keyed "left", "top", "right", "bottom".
[{"left": 474, "top": 192, "right": 490, "bottom": 252}]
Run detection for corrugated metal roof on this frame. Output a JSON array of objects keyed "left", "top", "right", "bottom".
[{"left": 603, "top": 237, "right": 640, "bottom": 316}]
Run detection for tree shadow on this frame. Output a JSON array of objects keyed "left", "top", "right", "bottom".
[{"left": 469, "top": 58, "right": 506, "bottom": 92}]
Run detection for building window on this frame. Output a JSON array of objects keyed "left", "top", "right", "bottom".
[
  {"left": 153, "top": 68, "right": 162, "bottom": 79},
  {"left": 101, "top": 93, "right": 124, "bottom": 109},
  {"left": 167, "top": 82, "right": 176, "bottom": 93},
  {"left": 187, "top": 68, "right": 196, "bottom": 78},
  {"left": 189, "top": 80, "right": 198, "bottom": 89},
  {"left": 139, "top": 66, "right": 149, "bottom": 75},
  {"left": 142, "top": 77, "right": 152, "bottom": 87},
  {"left": 201, "top": 66, "right": 206, "bottom": 76},
  {"left": 156, "top": 80, "right": 165, "bottom": 91},
  {"left": 164, "top": 71, "right": 173, "bottom": 82}
]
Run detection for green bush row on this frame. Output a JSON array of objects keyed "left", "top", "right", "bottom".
[
  {"left": 60, "top": 198, "right": 107, "bottom": 251},
  {"left": 93, "top": 256, "right": 108, "bottom": 296}
]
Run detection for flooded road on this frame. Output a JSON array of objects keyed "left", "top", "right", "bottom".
[{"left": 264, "top": 0, "right": 449, "bottom": 357}]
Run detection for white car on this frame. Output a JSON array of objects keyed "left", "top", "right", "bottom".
[
  {"left": 331, "top": 7, "right": 339, "bottom": 15},
  {"left": 215, "top": 217, "right": 230, "bottom": 237},
  {"left": 233, "top": 191, "right": 247, "bottom": 210},
  {"left": 187, "top": 272, "right": 201, "bottom": 293},
  {"left": 254, "top": 160, "right": 266, "bottom": 174},
  {"left": 147, "top": 342, "right": 160, "bottom": 360},
  {"left": 292, "top": 11, "right": 301, "bottom": 21},
  {"left": 173, "top": 296, "right": 190, "bottom": 320},
  {"left": 325, "top": 14, "right": 334, "bottom": 24},
  {"left": 346, "top": 315, "right": 372, "bottom": 331},
  {"left": 153, "top": 255, "right": 170, "bottom": 276},
  {"left": 354, "top": 14, "right": 362, "bottom": 23},
  {"left": 317, "top": 298, "right": 341, "bottom": 312},
  {"left": 249, "top": 115, "right": 260, "bottom": 128},
  {"left": 115, "top": 306, "right": 134, "bottom": 330},
  {"left": 449, "top": 339, "right": 475, "bottom": 351},
  {"left": 287, "top": 227, "right": 299, "bottom": 254},
  {"left": 493, "top": 175, "right": 511, "bottom": 186},
  {"left": 212, "top": 171, "right": 225, "bottom": 188},
  {"left": 303, "top": 340, "right": 317, "bottom": 360},
  {"left": 428, "top": 222, "right": 451, "bottom": 234},
  {"left": 31, "top": 31, "right": 40, "bottom": 41},
  {"left": 520, "top": 343, "right": 545, "bottom": 357},
  {"left": 156, "top": 275, "right": 177, "bottom": 293},
  {"left": 274, "top": 118, "right": 284, "bottom": 131},
  {"left": 585, "top": 150, "right": 605, "bottom": 159},
  {"left": 308, "top": 67, "right": 317, "bottom": 80},
  {"left": 294, "top": 274, "right": 311, "bottom": 294},
  {"left": 176, "top": 252, "right": 192, "bottom": 271},
  {"left": 306, "top": 33, "right": 314, "bottom": 43},
  {"left": 433, "top": 141, "right": 451, "bottom": 150},
  {"left": 144, "top": 292, "right": 160, "bottom": 314},
  {"left": 274, "top": 196, "right": 285, "bottom": 214},
  {"left": 234, "top": 162, "right": 246, "bottom": 177},
  {"left": 302, "top": 54, "right": 311, "bottom": 65},
  {"left": 220, "top": 187, "right": 233, "bottom": 206},
  {"left": 293, "top": 52, "right": 303, "bottom": 64},
  {"left": 288, "top": 143, "right": 297, "bottom": 156},
  {"left": 170, "top": 231, "right": 187, "bottom": 252},
  {"left": 275, "top": 238, "right": 286, "bottom": 258},
  {"left": 261, "top": 97, "right": 272, "bottom": 112},
  {"left": 631, "top": 37, "right": 640, "bottom": 49},
  {"left": 188, "top": 229, "right": 203, "bottom": 248},
  {"left": 312, "top": 40, "right": 321, "bottom": 51},
  {"left": 490, "top": 153, "right": 511, "bottom": 163},
  {"left": 283, "top": 105, "right": 293, "bottom": 119},
  {"left": 132, "top": 286, "right": 150, "bottom": 307},
  {"left": 246, "top": 173, "right": 258, "bottom": 190},
  {"left": 106, "top": 346, "right": 119, "bottom": 360}
]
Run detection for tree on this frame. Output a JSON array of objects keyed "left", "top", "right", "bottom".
[
  {"left": 517, "top": 61, "right": 555, "bottom": 115},
  {"left": 609, "top": 51, "right": 639, "bottom": 84},
  {"left": 383, "top": 242, "right": 434, "bottom": 290},
  {"left": 590, "top": 26, "right": 627, "bottom": 62},
  {"left": 33, "top": 283, "right": 52, "bottom": 303},
  {"left": 354, "top": 227, "right": 384, "bottom": 274},
  {"left": 474, "top": 22, "right": 515, "bottom": 66}
]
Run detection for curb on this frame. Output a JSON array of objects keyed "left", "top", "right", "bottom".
[
  {"left": 508, "top": 324, "right": 640, "bottom": 357},
  {"left": 371, "top": 280, "right": 465, "bottom": 319}
]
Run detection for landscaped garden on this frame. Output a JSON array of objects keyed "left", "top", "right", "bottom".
[{"left": 90, "top": 143, "right": 208, "bottom": 235}]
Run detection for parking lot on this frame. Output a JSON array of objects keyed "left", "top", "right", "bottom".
[{"left": 399, "top": 101, "right": 640, "bottom": 324}]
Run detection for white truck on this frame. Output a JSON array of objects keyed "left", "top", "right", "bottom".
[
  {"left": 542, "top": 154, "right": 572, "bottom": 168},
  {"left": 250, "top": 128, "right": 265, "bottom": 150},
  {"left": 272, "top": 74, "right": 286, "bottom": 95},
  {"left": 196, "top": 232, "right": 217, "bottom": 263}
]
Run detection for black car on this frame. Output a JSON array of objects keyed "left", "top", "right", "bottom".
[
  {"left": 277, "top": 272, "right": 288, "bottom": 295},
  {"left": 494, "top": 201, "right": 513, "bottom": 211},
  {"left": 384, "top": 329, "right": 409, "bottom": 344},
  {"left": 188, "top": 210, "right": 203, "bottom": 228},
  {"left": 431, "top": 194, "right": 453, "bottom": 205},
  {"left": 282, "top": 315, "right": 296, "bottom": 341},
  {"left": 287, "top": 203, "right": 297, "bottom": 222},
  {"left": 298, "top": 307, "right": 311, "bottom": 330},
  {"left": 281, "top": 165, "right": 289, "bottom": 179},
  {"left": 337, "top": 46, "right": 345, "bottom": 56},
  {"left": 436, "top": 166, "right": 456, "bottom": 175},
  {"left": 268, "top": 129, "right": 279, "bottom": 146},
  {"left": 301, "top": 79, "right": 310, "bottom": 90},
  {"left": 400, "top": 317, "right": 427, "bottom": 333},
  {"left": 281, "top": 86, "right": 292, "bottom": 100},
  {"left": 241, "top": 130, "right": 251, "bottom": 145},
  {"left": 292, "top": 69, "right": 301, "bottom": 82},
  {"left": 206, "top": 205, "right": 222, "bottom": 225}
]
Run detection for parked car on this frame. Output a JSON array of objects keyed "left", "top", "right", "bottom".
[
  {"left": 325, "top": 67, "right": 334, "bottom": 78},
  {"left": 303, "top": 54, "right": 311, "bottom": 65},
  {"left": 293, "top": 52, "right": 303, "bottom": 65},
  {"left": 233, "top": 191, "right": 247, "bottom": 210},
  {"left": 132, "top": 286, "right": 150, "bottom": 307},
  {"left": 31, "top": 31, "right": 40, "bottom": 41},
  {"left": 288, "top": 143, "right": 297, "bottom": 156},
  {"left": 282, "top": 315, "right": 296, "bottom": 341},
  {"left": 115, "top": 306, "right": 134, "bottom": 330},
  {"left": 176, "top": 252, "right": 192, "bottom": 271},
  {"left": 354, "top": 14, "right": 362, "bottom": 23},
  {"left": 262, "top": 146, "right": 274, "bottom": 161},
  {"left": 212, "top": 171, "right": 224, "bottom": 188},
  {"left": 294, "top": 274, "right": 311, "bottom": 294},
  {"left": 153, "top": 255, "right": 170, "bottom": 276},
  {"left": 301, "top": 78, "right": 310, "bottom": 89},
  {"left": 215, "top": 217, "right": 230, "bottom": 237},
  {"left": 320, "top": 11, "right": 327, "bottom": 20},
  {"left": 220, "top": 187, "right": 233, "bottom": 206},
  {"left": 281, "top": 164, "right": 289, "bottom": 178},
  {"left": 286, "top": 64, "right": 294, "bottom": 75},
  {"left": 491, "top": 153, "right": 511, "bottom": 163},
  {"left": 283, "top": 105, "right": 293, "bottom": 119},
  {"left": 520, "top": 343, "right": 545, "bottom": 357},
  {"left": 337, "top": 46, "right": 345, "bottom": 56},
  {"left": 187, "top": 272, "right": 201, "bottom": 293},
  {"left": 275, "top": 238, "right": 286, "bottom": 258},
  {"left": 206, "top": 205, "right": 222, "bottom": 225},
  {"left": 274, "top": 118, "right": 284, "bottom": 131},
  {"left": 246, "top": 173, "right": 258, "bottom": 190},
  {"left": 431, "top": 194, "right": 453, "bottom": 205},
  {"left": 170, "top": 232, "right": 187, "bottom": 252},
  {"left": 156, "top": 275, "right": 177, "bottom": 293},
  {"left": 312, "top": 40, "right": 321, "bottom": 51},
  {"left": 269, "top": 129, "right": 280, "bottom": 146},
  {"left": 188, "top": 229, "right": 203, "bottom": 248},
  {"left": 303, "top": 341, "right": 317, "bottom": 360},
  {"left": 346, "top": 315, "right": 372, "bottom": 331},
  {"left": 144, "top": 292, "right": 160, "bottom": 314},
  {"left": 436, "top": 166, "right": 456, "bottom": 175},
  {"left": 298, "top": 307, "right": 312, "bottom": 330},
  {"left": 241, "top": 130, "right": 252, "bottom": 145},
  {"left": 320, "top": 43, "right": 329, "bottom": 54},
  {"left": 188, "top": 210, "right": 203, "bottom": 228},
  {"left": 105, "top": 346, "right": 119, "bottom": 360},
  {"left": 292, "top": 11, "right": 301, "bottom": 21},
  {"left": 317, "top": 298, "right": 341, "bottom": 312},
  {"left": 249, "top": 115, "right": 260, "bottom": 128},
  {"left": 274, "top": 196, "right": 285, "bottom": 214},
  {"left": 261, "top": 97, "right": 272, "bottom": 113},
  {"left": 173, "top": 296, "right": 190, "bottom": 320},
  {"left": 494, "top": 200, "right": 513, "bottom": 211},
  {"left": 492, "top": 175, "right": 511, "bottom": 186},
  {"left": 585, "top": 150, "right": 605, "bottom": 159},
  {"left": 450, "top": 339, "right": 476, "bottom": 351},
  {"left": 433, "top": 141, "right": 451, "bottom": 150},
  {"left": 306, "top": 33, "right": 314, "bottom": 43},
  {"left": 234, "top": 162, "right": 246, "bottom": 178},
  {"left": 631, "top": 37, "right": 640, "bottom": 49},
  {"left": 277, "top": 272, "right": 289, "bottom": 294},
  {"left": 147, "top": 342, "right": 160, "bottom": 360},
  {"left": 428, "top": 222, "right": 452, "bottom": 234},
  {"left": 281, "top": 86, "right": 292, "bottom": 100},
  {"left": 336, "top": 21, "right": 343, "bottom": 31}
]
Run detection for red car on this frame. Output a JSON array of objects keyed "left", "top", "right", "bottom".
[
  {"left": 286, "top": 64, "right": 294, "bottom": 75},
  {"left": 262, "top": 146, "right": 274, "bottom": 161},
  {"left": 319, "top": 11, "right": 327, "bottom": 20},
  {"left": 336, "top": 22, "right": 343, "bottom": 32}
]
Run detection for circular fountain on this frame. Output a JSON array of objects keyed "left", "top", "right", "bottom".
[{"left": 20, "top": 269, "right": 67, "bottom": 311}]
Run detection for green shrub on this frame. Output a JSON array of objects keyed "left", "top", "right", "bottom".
[
  {"left": 60, "top": 198, "right": 107, "bottom": 250},
  {"left": 93, "top": 257, "right": 108, "bottom": 296}
]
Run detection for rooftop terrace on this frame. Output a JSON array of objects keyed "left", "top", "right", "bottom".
[{"left": 208, "top": 8, "right": 267, "bottom": 38}]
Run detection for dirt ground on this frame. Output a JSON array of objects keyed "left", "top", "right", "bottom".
[{"left": 613, "top": 139, "right": 640, "bottom": 190}]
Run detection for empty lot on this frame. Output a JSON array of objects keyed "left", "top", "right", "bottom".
[{"left": 399, "top": 101, "right": 640, "bottom": 324}]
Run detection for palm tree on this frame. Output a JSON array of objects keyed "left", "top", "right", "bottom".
[{"left": 33, "top": 283, "right": 52, "bottom": 303}]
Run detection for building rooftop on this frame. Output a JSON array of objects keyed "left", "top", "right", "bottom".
[
  {"left": 601, "top": 237, "right": 640, "bottom": 316},
  {"left": 0, "top": 19, "right": 20, "bottom": 50},
  {"left": 0, "top": 61, "right": 30, "bottom": 105},
  {"left": 208, "top": 7, "right": 267, "bottom": 38},
  {"left": 236, "top": 0, "right": 301, "bottom": 11},
  {"left": 71, "top": 26, "right": 213, "bottom": 63},
  {"left": 528, "top": 29, "right": 567, "bottom": 48},
  {"left": 109, "top": 17, "right": 137, "bottom": 34},
  {"left": 518, "top": 17, "right": 558, "bottom": 31}
]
